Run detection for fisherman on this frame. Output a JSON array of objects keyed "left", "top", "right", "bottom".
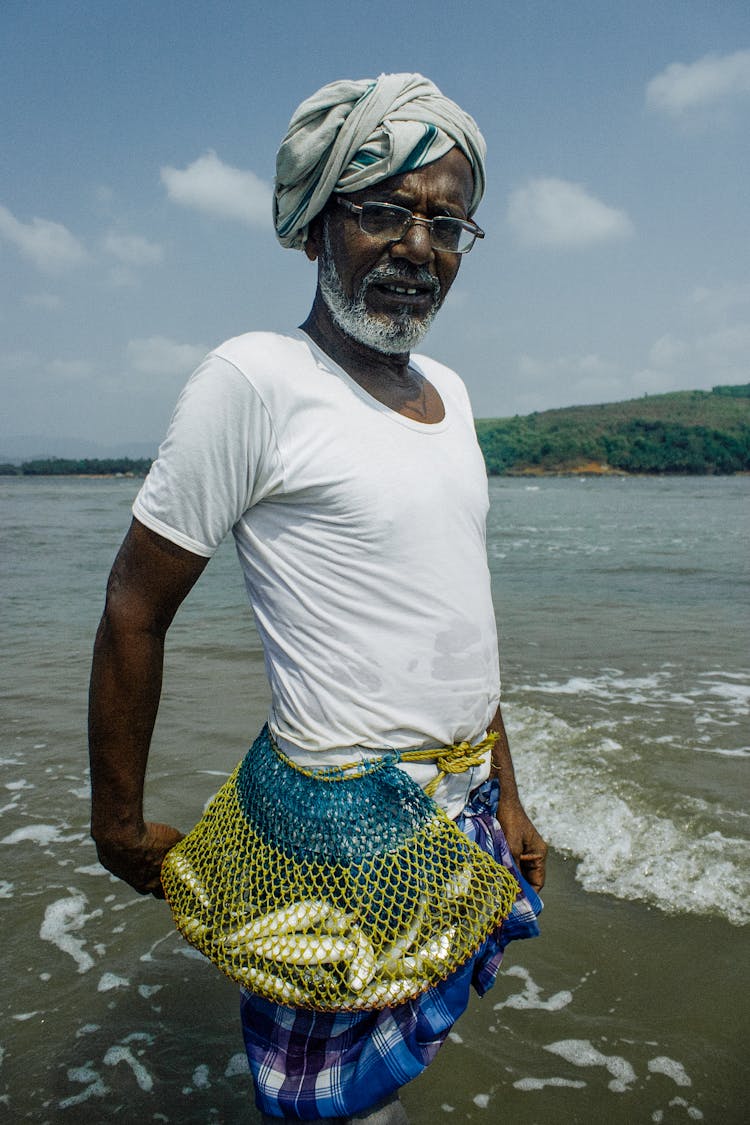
[{"left": 89, "top": 74, "right": 547, "bottom": 1124}]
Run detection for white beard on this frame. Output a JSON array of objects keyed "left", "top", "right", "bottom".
[{"left": 317, "top": 223, "right": 440, "bottom": 355}]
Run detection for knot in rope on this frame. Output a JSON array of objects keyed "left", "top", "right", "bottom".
[
  {"left": 272, "top": 731, "right": 501, "bottom": 798},
  {"left": 400, "top": 731, "right": 500, "bottom": 797}
]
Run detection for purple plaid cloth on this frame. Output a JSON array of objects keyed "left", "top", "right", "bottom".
[{"left": 240, "top": 777, "right": 542, "bottom": 1120}]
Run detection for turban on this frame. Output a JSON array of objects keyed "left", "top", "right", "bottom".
[{"left": 274, "top": 73, "right": 486, "bottom": 250}]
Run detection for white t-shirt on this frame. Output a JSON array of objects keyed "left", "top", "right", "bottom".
[{"left": 134, "top": 329, "right": 499, "bottom": 814}]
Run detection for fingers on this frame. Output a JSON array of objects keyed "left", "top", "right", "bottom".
[
  {"left": 520, "top": 853, "right": 546, "bottom": 892},
  {"left": 519, "top": 840, "right": 548, "bottom": 891},
  {"left": 94, "top": 821, "right": 184, "bottom": 897}
]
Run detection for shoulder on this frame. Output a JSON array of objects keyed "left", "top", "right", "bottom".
[
  {"left": 176, "top": 331, "right": 315, "bottom": 421},
  {"left": 212, "top": 330, "right": 314, "bottom": 385}
]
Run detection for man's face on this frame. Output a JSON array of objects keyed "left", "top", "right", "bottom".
[{"left": 309, "top": 148, "right": 475, "bottom": 354}]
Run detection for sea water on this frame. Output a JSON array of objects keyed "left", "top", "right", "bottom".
[{"left": 1, "top": 474, "right": 747, "bottom": 1122}]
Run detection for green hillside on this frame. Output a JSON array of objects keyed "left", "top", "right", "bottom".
[
  {"left": 2, "top": 386, "right": 748, "bottom": 478},
  {"left": 476, "top": 384, "right": 750, "bottom": 475},
  {"left": 0, "top": 457, "right": 152, "bottom": 476}
]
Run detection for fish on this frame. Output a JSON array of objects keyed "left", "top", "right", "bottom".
[
  {"left": 222, "top": 899, "right": 334, "bottom": 946},
  {"left": 166, "top": 852, "right": 212, "bottom": 909},
  {"left": 248, "top": 934, "right": 357, "bottom": 966}
]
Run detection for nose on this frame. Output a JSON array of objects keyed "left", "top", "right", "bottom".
[{"left": 389, "top": 217, "right": 435, "bottom": 267}]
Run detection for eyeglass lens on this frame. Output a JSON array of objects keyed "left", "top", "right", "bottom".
[{"left": 359, "top": 203, "right": 476, "bottom": 253}]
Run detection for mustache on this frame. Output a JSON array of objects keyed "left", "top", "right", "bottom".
[{"left": 361, "top": 263, "right": 441, "bottom": 301}]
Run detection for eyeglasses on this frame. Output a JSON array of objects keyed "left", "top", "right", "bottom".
[{"left": 336, "top": 198, "right": 485, "bottom": 254}]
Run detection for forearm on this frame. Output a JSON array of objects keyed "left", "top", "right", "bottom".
[
  {"left": 88, "top": 611, "right": 165, "bottom": 842},
  {"left": 486, "top": 702, "right": 548, "bottom": 890},
  {"left": 487, "top": 704, "right": 522, "bottom": 807},
  {"left": 87, "top": 520, "right": 206, "bottom": 894}
]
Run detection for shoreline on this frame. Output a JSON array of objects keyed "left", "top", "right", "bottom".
[
  {"left": 498, "top": 461, "right": 750, "bottom": 477},
  {"left": 3, "top": 466, "right": 749, "bottom": 480},
  {"left": 502, "top": 461, "right": 626, "bottom": 476}
]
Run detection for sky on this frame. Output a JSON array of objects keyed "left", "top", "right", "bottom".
[{"left": 1, "top": 0, "right": 749, "bottom": 457}]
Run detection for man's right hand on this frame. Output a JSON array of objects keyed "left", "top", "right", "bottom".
[
  {"left": 94, "top": 820, "right": 185, "bottom": 898},
  {"left": 89, "top": 520, "right": 208, "bottom": 899}
]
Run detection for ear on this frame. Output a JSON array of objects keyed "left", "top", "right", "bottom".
[{"left": 304, "top": 213, "right": 324, "bottom": 262}]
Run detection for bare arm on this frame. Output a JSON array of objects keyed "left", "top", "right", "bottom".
[
  {"left": 88, "top": 518, "right": 209, "bottom": 896},
  {"left": 488, "top": 704, "right": 548, "bottom": 892}
]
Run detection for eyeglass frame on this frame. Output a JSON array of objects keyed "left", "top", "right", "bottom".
[{"left": 334, "top": 197, "right": 485, "bottom": 254}]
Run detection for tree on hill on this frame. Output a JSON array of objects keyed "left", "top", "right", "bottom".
[
  {"left": 476, "top": 386, "right": 750, "bottom": 475},
  {"left": 19, "top": 457, "right": 152, "bottom": 476}
]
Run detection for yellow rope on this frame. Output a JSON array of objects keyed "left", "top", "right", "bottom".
[
  {"left": 400, "top": 733, "right": 500, "bottom": 796},
  {"left": 271, "top": 731, "right": 500, "bottom": 796}
]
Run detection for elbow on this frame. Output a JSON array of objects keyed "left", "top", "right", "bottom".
[{"left": 93, "top": 588, "right": 169, "bottom": 651}]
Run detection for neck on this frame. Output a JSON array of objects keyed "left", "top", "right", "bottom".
[
  {"left": 300, "top": 293, "right": 445, "bottom": 424},
  {"left": 301, "top": 293, "right": 413, "bottom": 386}
]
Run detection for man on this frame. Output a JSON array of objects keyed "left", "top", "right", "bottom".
[{"left": 89, "top": 74, "right": 547, "bottom": 1124}]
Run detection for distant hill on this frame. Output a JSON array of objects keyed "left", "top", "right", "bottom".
[
  {"left": 0, "top": 457, "right": 152, "bottom": 477},
  {"left": 0, "top": 434, "right": 157, "bottom": 463},
  {"left": 476, "top": 384, "right": 750, "bottom": 475},
  {"left": 3, "top": 385, "right": 749, "bottom": 478}
]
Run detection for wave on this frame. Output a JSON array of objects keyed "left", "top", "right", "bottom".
[
  {"left": 505, "top": 703, "right": 749, "bottom": 927},
  {"left": 513, "top": 667, "right": 750, "bottom": 719}
]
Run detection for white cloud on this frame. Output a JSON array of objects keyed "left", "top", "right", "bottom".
[
  {"left": 127, "top": 336, "right": 206, "bottom": 376},
  {"left": 160, "top": 151, "right": 271, "bottom": 226},
  {"left": 24, "top": 292, "right": 63, "bottom": 310},
  {"left": 47, "top": 358, "right": 93, "bottom": 381},
  {"left": 519, "top": 352, "right": 618, "bottom": 380},
  {"left": 646, "top": 49, "right": 750, "bottom": 119},
  {"left": 637, "top": 319, "right": 750, "bottom": 393},
  {"left": 648, "top": 334, "right": 689, "bottom": 368},
  {"left": 711, "top": 323, "right": 750, "bottom": 350},
  {"left": 507, "top": 178, "right": 633, "bottom": 248},
  {"left": 0, "top": 349, "right": 39, "bottom": 371},
  {"left": 106, "top": 266, "right": 140, "bottom": 288},
  {"left": 102, "top": 231, "right": 164, "bottom": 266},
  {"left": 691, "top": 282, "right": 750, "bottom": 317},
  {"left": 516, "top": 352, "right": 625, "bottom": 407},
  {"left": 697, "top": 323, "right": 750, "bottom": 366},
  {"left": 0, "top": 203, "right": 88, "bottom": 273}
]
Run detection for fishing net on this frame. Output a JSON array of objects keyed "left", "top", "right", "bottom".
[{"left": 161, "top": 726, "right": 520, "bottom": 1010}]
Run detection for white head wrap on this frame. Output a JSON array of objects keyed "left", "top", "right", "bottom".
[{"left": 274, "top": 73, "right": 486, "bottom": 250}]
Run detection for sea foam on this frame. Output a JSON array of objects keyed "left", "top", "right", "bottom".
[
  {"left": 103, "top": 1044, "right": 153, "bottom": 1092},
  {"left": 514, "top": 1076, "right": 587, "bottom": 1091},
  {"left": 2, "top": 824, "right": 62, "bottom": 846},
  {"left": 59, "top": 1066, "right": 109, "bottom": 1108},
  {"left": 39, "top": 893, "right": 102, "bottom": 973},
  {"left": 648, "top": 1056, "right": 692, "bottom": 1087},
  {"left": 508, "top": 704, "right": 750, "bottom": 925},
  {"left": 493, "top": 965, "right": 573, "bottom": 1012},
  {"left": 97, "top": 972, "right": 129, "bottom": 992},
  {"left": 544, "top": 1039, "right": 636, "bottom": 1093}
]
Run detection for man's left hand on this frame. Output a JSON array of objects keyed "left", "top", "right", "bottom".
[{"left": 497, "top": 800, "right": 548, "bottom": 892}]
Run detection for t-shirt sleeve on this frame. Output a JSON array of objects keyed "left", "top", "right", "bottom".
[{"left": 132, "top": 353, "right": 283, "bottom": 557}]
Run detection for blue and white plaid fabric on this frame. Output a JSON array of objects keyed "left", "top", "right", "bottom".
[{"left": 240, "top": 777, "right": 541, "bottom": 1120}]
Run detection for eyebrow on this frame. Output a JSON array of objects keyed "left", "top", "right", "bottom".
[{"left": 364, "top": 189, "right": 468, "bottom": 219}]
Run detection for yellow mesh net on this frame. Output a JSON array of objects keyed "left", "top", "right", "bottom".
[{"left": 161, "top": 728, "right": 519, "bottom": 1011}]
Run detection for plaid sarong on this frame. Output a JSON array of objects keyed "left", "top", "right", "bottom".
[{"left": 240, "top": 777, "right": 542, "bottom": 1120}]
